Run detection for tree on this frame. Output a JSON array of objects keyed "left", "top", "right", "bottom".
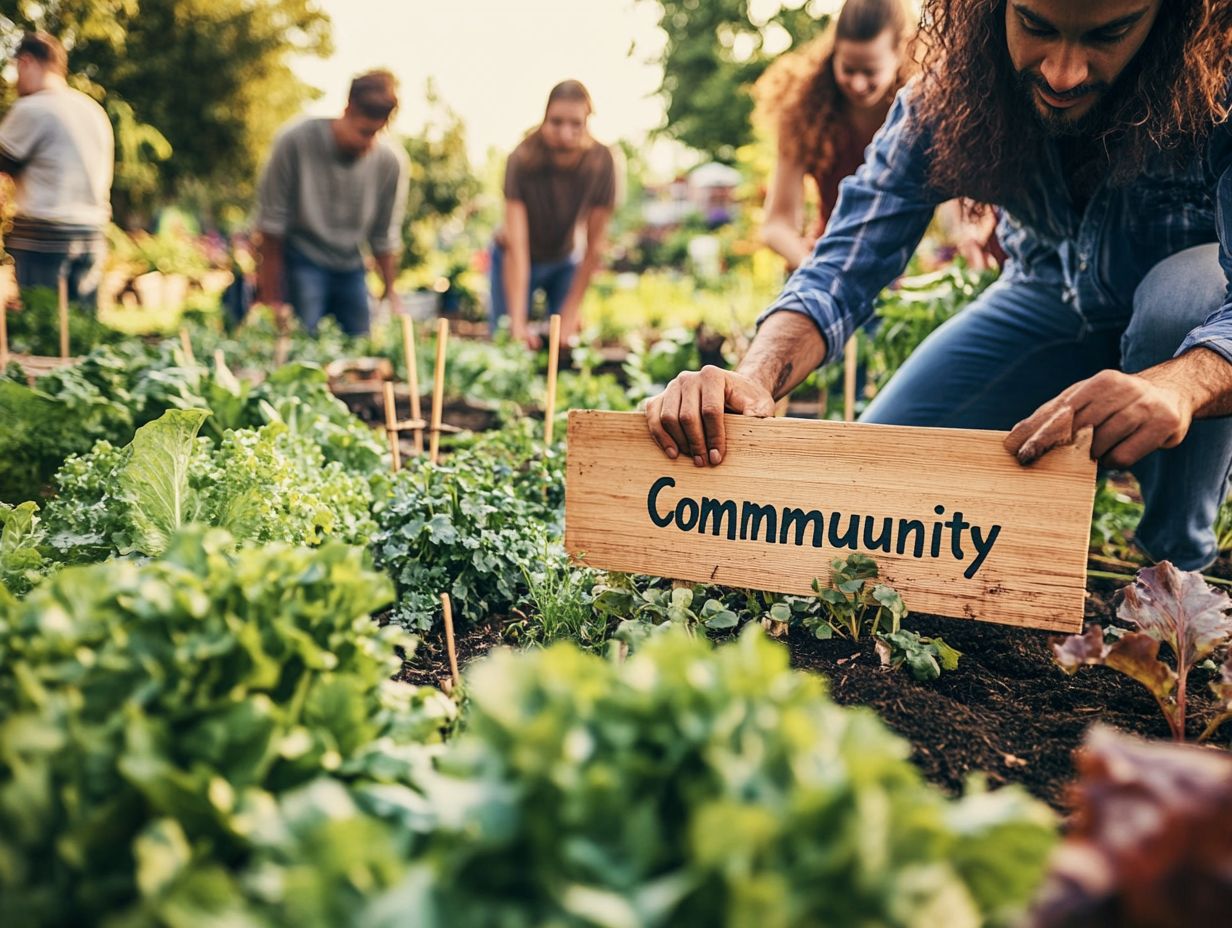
[
  {"left": 638, "top": 0, "right": 827, "bottom": 162},
  {"left": 0, "top": 0, "right": 332, "bottom": 222},
  {"left": 400, "top": 82, "right": 481, "bottom": 270}
]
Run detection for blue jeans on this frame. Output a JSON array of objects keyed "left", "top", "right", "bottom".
[
  {"left": 488, "top": 243, "right": 577, "bottom": 332},
  {"left": 862, "top": 244, "right": 1232, "bottom": 571},
  {"left": 284, "top": 246, "right": 370, "bottom": 336},
  {"left": 11, "top": 248, "right": 103, "bottom": 312}
]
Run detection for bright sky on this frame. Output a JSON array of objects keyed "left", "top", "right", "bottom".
[
  {"left": 294, "top": 0, "right": 668, "bottom": 166},
  {"left": 292, "top": 0, "right": 843, "bottom": 175}
]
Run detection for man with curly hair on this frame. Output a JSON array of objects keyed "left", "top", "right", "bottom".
[{"left": 647, "top": 0, "right": 1232, "bottom": 572}]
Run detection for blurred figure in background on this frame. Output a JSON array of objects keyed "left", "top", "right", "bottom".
[
  {"left": 754, "top": 0, "right": 998, "bottom": 271},
  {"left": 255, "top": 69, "right": 408, "bottom": 336},
  {"left": 491, "top": 80, "right": 615, "bottom": 349},
  {"left": 0, "top": 32, "right": 114, "bottom": 311}
]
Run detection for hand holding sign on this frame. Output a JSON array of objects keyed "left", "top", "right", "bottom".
[
  {"left": 644, "top": 365, "right": 776, "bottom": 467},
  {"left": 1007, "top": 368, "right": 1193, "bottom": 469}
]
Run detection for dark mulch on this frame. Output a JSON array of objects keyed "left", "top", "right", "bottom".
[
  {"left": 394, "top": 615, "right": 511, "bottom": 690},
  {"left": 389, "top": 564, "right": 1231, "bottom": 811}
]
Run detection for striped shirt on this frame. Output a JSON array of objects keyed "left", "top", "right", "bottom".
[{"left": 760, "top": 84, "right": 1232, "bottom": 367}]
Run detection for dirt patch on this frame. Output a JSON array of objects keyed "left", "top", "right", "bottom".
[
  {"left": 786, "top": 575, "right": 1222, "bottom": 811},
  {"left": 387, "top": 572, "right": 1227, "bottom": 811},
  {"left": 394, "top": 615, "right": 510, "bottom": 690}
]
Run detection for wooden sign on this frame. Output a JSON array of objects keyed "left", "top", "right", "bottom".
[{"left": 565, "top": 410, "right": 1098, "bottom": 632}]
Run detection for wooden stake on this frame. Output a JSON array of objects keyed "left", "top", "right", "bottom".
[
  {"left": 401, "top": 314, "right": 424, "bottom": 457},
  {"left": 58, "top": 276, "right": 70, "bottom": 360},
  {"left": 179, "top": 328, "right": 195, "bottom": 366},
  {"left": 383, "top": 380, "right": 402, "bottom": 473},
  {"left": 544, "top": 314, "right": 562, "bottom": 445},
  {"left": 429, "top": 317, "right": 448, "bottom": 465},
  {"left": 842, "top": 335, "right": 857, "bottom": 423},
  {"left": 274, "top": 334, "right": 290, "bottom": 368},
  {"left": 440, "top": 592, "right": 461, "bottom": 690},
  {"left": 212, "top": 348, "right": 226, "bottom": 373}
]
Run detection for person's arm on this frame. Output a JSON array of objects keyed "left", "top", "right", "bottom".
[
  {"left": 257, "top": 233, "right": 284, "bottom": 306},
  {"left": 369, "top": 151, "right": 409, "bottom": 311},
  {"left": 557, "top": 205, "right": 612, "bottom": 342},
  {"left": 760, "top": 146, "right": 814, "bottom": 270},
  {"left": 255, "top": 130, "right": 296, "bottom": 325},
  {"left": 645, "top": 311, "right": 825, "bottom": 465},
  {"left": 1008, "top": 108, "right": 1232, "bottom": 469},
  {"left": 0, "top": 101, "right": 36, "bottom": 180},
  {"left": 646, "top": 86, "right": 942, "bottom": 464},
  {"left": 503, "top": 198, "right": 535, "bottom": 347}
]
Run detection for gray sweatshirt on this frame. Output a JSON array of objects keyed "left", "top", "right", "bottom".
[{"left": 256, "top": 118, "right": 408, "bottom": 271}]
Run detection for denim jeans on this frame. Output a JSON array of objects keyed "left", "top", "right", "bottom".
[
  {"left": 861, "top": 244, "right": 1232, "bottom": 571},
  {"left": 488, "top": 243, "right": 577, "bottom": 331},
  {"left": 284, "top": 245, "right": 371, "bottom": 336},
  {"left": 10, "top": 248, "right": 104, "bottom": 312}
]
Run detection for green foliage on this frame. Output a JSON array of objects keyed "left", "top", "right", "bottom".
[
  {"left": 870, "top": 265, "right": 999, "bottom": 391},
  {"left": 40, "top": 411, "right": 376, "bottom": 566},
  {"left": 808, "top": 554, "right": 907, "bottom": 641},
  {"left": 510, "top": 544, "right": 609, "bottom": 651},
  {"left": 0, "top": 528, "right": 455, "bottom": 926},
  {"left": 639, "top": 0, "right": 825, "bottom": 161},
  {"left": 801, "top": 555, "right": 961, "bottom": 681},
  {"left": 371, "top": 427, "right": 564, "bottom": 632},
  {"left": 401, "top": 81, "right": 482, "bottom": 270},
  {"left": 1, "top": 0, "right": 333, "bottom": 216},
  {"left": 1090, "top": 477, "right": 1144, "bottom": 561},
  {"left": 120, "top": 407, "right": 211, "bottom": 555},
  {"left": 411, "top": 627, "right": 1057, "bottom": 927},
  {"left": 1, "top": 285, "right": 122, "bottom": 355},
  {"left": 0, "top": 501, "right": 47, "bottom": 595},
  {"left": 592, "top": 574, "right": 740, "bottom": 652}
]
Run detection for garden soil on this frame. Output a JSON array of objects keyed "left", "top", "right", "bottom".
[{"left": 395, "top": 561, "right": 1231, "bottom": 812}]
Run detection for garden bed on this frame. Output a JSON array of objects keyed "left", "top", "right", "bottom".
[{"left": 396, "top": 568, "right": 1230, "bottom": 811}]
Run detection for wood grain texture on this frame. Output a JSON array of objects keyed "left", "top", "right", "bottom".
[{"left": 565, "top": 410, "right": 1097, "bottom": 632}]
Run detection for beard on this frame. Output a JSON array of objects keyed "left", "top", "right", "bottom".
[{"left": 1013, "top": 68, "right": 1114, "bottom": 138}]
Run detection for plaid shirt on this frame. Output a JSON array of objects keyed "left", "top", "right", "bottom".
[{"left": 761, "top": 84, "right": 1232, "bottom": 366}]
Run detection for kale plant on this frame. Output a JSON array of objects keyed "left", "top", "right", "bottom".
[{"left": 372, "top": 426, "right": 564, "bottom": 632}]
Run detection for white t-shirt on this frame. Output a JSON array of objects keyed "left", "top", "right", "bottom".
[{"left": 0, "top": 86, "right": 114, "bottom": 228}]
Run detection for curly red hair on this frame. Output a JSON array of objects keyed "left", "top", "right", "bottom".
[{"left": 753, "top": 0, "right": 917, "bottom": 179}]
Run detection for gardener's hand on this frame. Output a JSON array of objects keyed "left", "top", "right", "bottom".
[
  {"left": 644, "top": 366, "right": 776, "bottom": 467},
  {"left": 1006, "top": 368, "right": 1194, "bottom": 469}
]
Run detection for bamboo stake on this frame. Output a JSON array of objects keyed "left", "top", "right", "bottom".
[
  {"left": 58, "top": 276, "right": 69, "bottom": 360},
  {"left": 544, "top": 314, "right": 561, "bottom": 445},
  {"left": 440, "top": 592, "right": 461, "bottom": 690},
  {"left": 401, "top": 314, "right": 424, "bottom": 457},
  {"left": 179, "top": 328, "right": 195, "bottom": 366},
  {"left": 383, "top": 380, "right": 402, "bottom": 473},
  {"left": 429, "top": 317, "right": 448, "bottom": 465},
  {"left": 843, "top": 335, "right": 857, "bottom": 423}
]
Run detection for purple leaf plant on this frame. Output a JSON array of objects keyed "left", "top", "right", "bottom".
[{"left": 1052, "top": 561, "right": 1232, "bottom": 742}]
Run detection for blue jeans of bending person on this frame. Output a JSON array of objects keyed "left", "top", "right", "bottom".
[
  {"left": 861, "top": 244, "right": 1232, "bottom": 571},
  {"left": 488, "top": 243, "right": 577, "bottom": 332},
  {"left": 284, "top": 245, "right": 371, "bottom": 336},
  {"left": 11, "top": 248, "right": 104, "bottom": 312}
]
